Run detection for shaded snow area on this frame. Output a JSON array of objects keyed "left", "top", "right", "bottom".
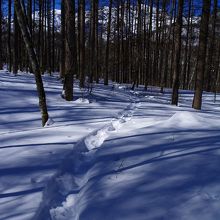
[{"left": 1, "top": 71, "right": 220, "bottom": 220}]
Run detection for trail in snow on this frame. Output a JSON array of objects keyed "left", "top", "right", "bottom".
[{"left": 34, "top": 90, "right": 141, "bottom": 220}]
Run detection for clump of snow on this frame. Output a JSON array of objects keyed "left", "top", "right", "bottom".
[
  {"left": 166, "top": 111, "right": 204, "bottom": 128},
  {"left": 118, "top": 85, "right": 127, "bottom": 90},
  {"left": 50, "top": 195, "right": 77, "bottom": 220},
  {"left": 73, "top": 98, "right": 90, "bottom": 104},
  {"left": 84, "top": 128, "right": 109, "bottom": 150}
]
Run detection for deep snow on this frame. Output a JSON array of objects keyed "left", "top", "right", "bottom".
[{"left": 1, "top": 70, "right": 220, "bottom": 220}]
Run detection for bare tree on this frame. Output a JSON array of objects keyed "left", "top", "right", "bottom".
[
  {"left": 104, "top": 0, "right": 113, "bottom": 85},
  {"left": 63, "top": 0, "right": 76, "bottom": 101},
  {"left": 79, "top": 0, "right": 85, "bottom": 88},
  {"left": 14, "top": 0, "right": 49, "bottom": 126},
  {"left": 0, "top": 0, "right": 3, "bottom": 69},
  {"left": 193, "top": 0, "right": 211, "bottom": 110},
  {"left": 172, "top": 0, "right": 184, "bottom": 105}
]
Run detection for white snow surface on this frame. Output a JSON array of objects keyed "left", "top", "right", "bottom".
[{"left": 1, "top": 71, "right": 220, "bottom": 220}]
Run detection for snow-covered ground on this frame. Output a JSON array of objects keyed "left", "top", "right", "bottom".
[{"left": 1, "top": 71, "right": 220, "bottom": 220}]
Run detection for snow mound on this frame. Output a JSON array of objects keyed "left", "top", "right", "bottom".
[
  {"left": 73, "top": 98, "right": 90, "bottom": 104},
  {"left": 167, "top": 111, "right": 204, "bottom": 128}
]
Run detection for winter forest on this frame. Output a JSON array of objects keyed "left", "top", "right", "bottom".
[{"left": 1, "top": 0, "right": 220, "bottom": 220}]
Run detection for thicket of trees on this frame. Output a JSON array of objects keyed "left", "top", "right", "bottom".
[{"left": 0, "top": 0, "right": 219, "bottom": 125}]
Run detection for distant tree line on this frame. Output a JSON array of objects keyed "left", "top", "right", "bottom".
[{"left": 0, "top": 0, "right": 218, "bottom": 125}]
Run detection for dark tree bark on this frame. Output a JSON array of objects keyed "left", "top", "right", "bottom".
[
  {"left": 89, "top": 0, "right": 98, "bottom": 84},
  {"left": 27, "top": 0, "right": 32, "bottom": 36},
  {"left": 0, "top": 0, "right": 3, "bottom": 69},
  {"left": 60, "top": 0, "right": 66, "bottom": 78},
  {"left": 79, "top": 0, "right": 85, "bottom": 88},
  {"left": 52, "top": 0, "right": 55, "bottom": 72},
  {"left": 13, "top": 9, "right": 19, "bottom": 75},
  {"left": 171, "top": 0, "right": 184, "bottom": 105},
  {"left": 64, "top": 0, "right": 76, "bottom": 101},
  {"left": 47, "top": 0, "right": 52, "bottom": 75},
  {"left": 14, "top": 0, "right": 49, "bottom": 126},
  {"left": 193, "top": 0, "right": 211, "bottom": 110},
  {"left": 8, "top": 0, "right": 12, "bottom": 72},
  {"left": 148, "top": 0, "right": 153, "bottom": 86},
  {"left": 182, "top": 0, "right": 192, "bottom": 90},
  {"left": 104, "top": 0, "right": 113, "bottom": 85},
  {"left": 205, "top": 0, "right": 217, "bottom": 92}
]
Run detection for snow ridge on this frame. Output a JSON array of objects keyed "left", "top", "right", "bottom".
[{"left": 33, "top": 90, "right": 141, "bottom": 220}]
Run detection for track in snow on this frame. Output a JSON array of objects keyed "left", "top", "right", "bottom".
[{"left": 33, "top": 90, "right": 141, "bottom": 220}]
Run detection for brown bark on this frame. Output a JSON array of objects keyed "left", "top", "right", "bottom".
[
  {"left": 171, "top": 0, "right": 184, "bottom": 105},
  {"left": 14, "top": 0, "right": 49, "bottom": 126},
  {"left": 193, "top": 0, "right": 211, "bottom": 110},
  {"left": 64, "top": 0, "right": 76, "bottom": 101}
]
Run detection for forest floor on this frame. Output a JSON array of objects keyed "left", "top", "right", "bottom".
[{"left": 1, "top": 70, "right": 220, "bottom": 220}]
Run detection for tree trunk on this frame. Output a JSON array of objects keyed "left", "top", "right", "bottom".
[
  {"left": 205, "top": 0, "right": 217, "bottom": 92},
  {"left": 14, "top": 0, "right": 49, "bottom": 126},
  {"left": 64, "top": 0, "right": 76, "bottom": 101},
  {"left": 79, "top": 0, "right": 85, "bottom": 88},
  {"left": 13, "top": 9, "right": 19, "bottom": 75},
  {"left": 171, "top": 0, "right": 184, "bottom": 105},
  {"left": 60, "top": 0, "right": 66, "bottom": 78},
  {"left": 0, "top": 0, "right": 3, "bottom": 69},
  {"left": 193, "top": 0, "right": 211, "bottom": 110},
  {"left": 104, "top": 0, "right": 112, "bottom": 85},
  {"left": 8, "top": 0, "right": 12, "bottom": 72}
]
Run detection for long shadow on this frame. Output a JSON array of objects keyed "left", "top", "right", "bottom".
[
  {"left": 0, "top": 187, "right": 44, "bottom": 198},
  {"left": 0, "top": 142, "right": 75, "bottom": 150},
  {"left": 0, "top": 164, "right": 59, "bottom": 176},
  {"left": 78, "top": 128, "right": 220, "bottom": 220},
  {"left": 106, "top": 128, "right": 220, "bottom": 144},
  {"left": 97, "top": 145, "right": 220, "bottom": 179}
]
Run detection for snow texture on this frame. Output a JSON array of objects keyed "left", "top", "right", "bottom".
[{"left": 1, "top": 71, "right": 220, "bottom": 220}]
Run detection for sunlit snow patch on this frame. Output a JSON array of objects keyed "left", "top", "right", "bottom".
[
  {"left": 73, "top": 98, "right": 90, "bottom": 104},
  {"left": 50, "top": 195, "right": 77, "bottom": 220},
  {"left": 166, "top": 111, "right": 205, "bottom": 128}
]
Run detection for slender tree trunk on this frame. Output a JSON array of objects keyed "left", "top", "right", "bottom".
[
  {"left": 13, "top": 9, "right": 19, "bottom": 75},
  {"left": 89, "top": 0, "right": 97, "bottom": 84},
  {"left": 14, "top": 0, "right": 49, "bottom": 126},
  {"left": 148, "top": 0, "right": 153, "bottom": 86},
  {"left": 104, "top": 0, "right": 112, "bottom": 85},
  {"left": 8, "top": 0, "right": 12, "bottom": 72},
  {"left": 60, "top": 0, "right": 66, "bottom": 78},
  {"left": 27, "top": 0, "right": 32, "bottom": 36},
  {"left": 79, "top": 0, "right": 85, "bottom": 88},
  {"left": 0, "top": 0, "right": 3, "bottom": 69},
  {"left": 193, "top": 0, "right": 211, "bottom": 109},
  {"left": 205, "top": 0, "right": 217, "bottom": 92},
  {"left": 171, "top": 0, "right": 184, "bottom": 105},
  {"left": 182, "top": 0, "right": 191, "bottom": 89},
  {"left": 47, "top": 0, "right": 52, "bottom": 75},
  {"left": 52, "top": 0, "right": 55, "bottom": 72},
  {"left": 64, "top": 0, "right": 76, "bottom": 101},
  {"left": 95, "top": 0, "right": 99, "bottom": 83}
]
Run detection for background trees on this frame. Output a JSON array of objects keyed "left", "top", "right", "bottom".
[{"left": 0, "top": 0, "right": 219, "bottom": 116}]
